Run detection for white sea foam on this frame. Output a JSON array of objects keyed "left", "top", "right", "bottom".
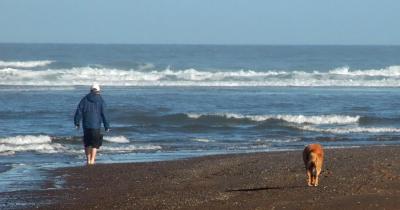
[
  {"left": 0, "top": 135, "right": 52, "bottom": 145},
  {"left": 101, "top": 144, "right": 162, "bottom": 152},
  {"left": 192, "top": 138, "right": 215, "bottom": 143},
  {"left": 228, "top": 144, "right": 272, "bottom": 150},
  {"left": 299, "top": 125, "right": 400, "bottom": 134},
  {"left": 255, "top": 138, "right": 300, "bottom": 143},
  {"left": 329, "top": 66, "right": 400, "bottom": 77},
  {"left": 103, "top": 136, "right": 130, "bottom": 143},
  {"left": 0, "top": 60, "right": 53, "bottom": 68},
  {"left": 0, "top": 86, "right": 76, "bottom": 92},
  {"left": 0, "top": 135, "right": 68, "bottom": 154},
  {"left": 56, "top": 144, "right": 162, "bottom": 155},
  {"left": 0, "top": 151, "right": 15, "bottom": 156},
  {"left": 1, "top": 65, "right": 400, "bottom": 87},
  {"left": 187, "top": 113, "right": 360, "bottom": 125},
  {"left": 0, "top": 143, "right": 65, "bottom": 154},
  {"left": 274, "top": 115, "right": 360, "bottom": 124},
  {"left": 0, "top": 135, "right": 161, "bottom": 155}
]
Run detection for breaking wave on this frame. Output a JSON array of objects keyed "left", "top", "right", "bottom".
[
  {"left": 1, "top": 65, "right": 400, "bottom": 86},
  {"left": 329, "top": 66, "right": 400, "bottom": 77},
  {"left": 101, "top": 145, "right": 162, "bottom": 152},
  {"left": 0, "top": 60, "right": 53, "bottom": 68},
  {"left": 187, "top": 113, "right": 360, "bottom": 125},
  {"left": 298, "top": 125, "right": 400, "bottom": 134},
  {"left": 255, "top": 138, "right": 300, "bottom": 143},
  {"left": 0, "top": 135, "right": 64, "bottom": 154},
  {"left": 103, "top": 136, "right": 130, "bottom": 143},
  {"left": 0, "top": 135, "right": 161, "bottom": 155},
  {"left": 0, "top": 135, "right": 51, "bottom": 145},
  {"left": 192, "top": 138, "right": 215, "bottom": 143}
]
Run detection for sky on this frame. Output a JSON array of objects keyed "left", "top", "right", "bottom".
[{"left": 0, "top": 0, "right": 399, "bottom": 45}]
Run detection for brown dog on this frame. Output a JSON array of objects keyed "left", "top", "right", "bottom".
[{"left": 303, "top": 144, "right": 324, "bottom": 186}]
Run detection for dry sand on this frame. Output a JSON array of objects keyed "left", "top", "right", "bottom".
[{"left": 2, "top": 146, "right": 400, "bottom": 209}]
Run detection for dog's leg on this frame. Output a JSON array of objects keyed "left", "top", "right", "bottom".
[
  {"left": 314, "top": 174, "right": 319, "bottom": 186},
  {"left": 311, "top": 173, "right": 316, "bottom": 186},
  {"left": 314, "top": 165, "right": 322, "bottom": 186},
  {"left": 306, "top": 170, "right": 312, "bottom": 186},
  {"left": 309, "top": 163, "right": 317, "bottom": 186}
]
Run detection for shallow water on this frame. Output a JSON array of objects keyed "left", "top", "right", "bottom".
[{"left": 1, "top": 44, "right": 400, "bottom": 193}]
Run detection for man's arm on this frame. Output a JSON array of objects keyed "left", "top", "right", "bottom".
[
  {"left": 74, "top": 100, "right": 83, "bottom": 128},
  {"left": 101, "top": 102, "right": 110, "bottom": 131}
]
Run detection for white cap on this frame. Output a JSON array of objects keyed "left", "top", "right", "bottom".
[{"left": 90, "top": 83, "right": 101, "bottom": 92}]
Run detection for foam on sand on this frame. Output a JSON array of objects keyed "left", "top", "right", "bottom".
[
  {"left": 255, "top": 138, "right": 300, "bottom": 143},
  {"left": 101, "top": 144, "right": 162, "bottom": 152}
]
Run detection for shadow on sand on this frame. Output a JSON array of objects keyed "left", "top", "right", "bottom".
[{"left": 226, "top": 185, "right": 305, "bottom": 192}]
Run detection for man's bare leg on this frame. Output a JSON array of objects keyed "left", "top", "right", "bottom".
[
  {"left": 89, "top": 148, "right": 97, "bottom": 165},
  {"left": 85, "top": 147, "right": 91, "bottom": 165}
]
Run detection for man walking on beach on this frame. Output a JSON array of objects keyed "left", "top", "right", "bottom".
[{"left": 74, "top": 84, "right": 110, "bottom": 165}]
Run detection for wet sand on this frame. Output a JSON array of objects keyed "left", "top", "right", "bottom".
[{"left": 4, "top": 146, "right": 400, "bottom": 209}]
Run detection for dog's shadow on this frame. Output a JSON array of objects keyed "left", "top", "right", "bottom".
[{"left": 226, "top": 185, "right": 304, "bottom": 192}]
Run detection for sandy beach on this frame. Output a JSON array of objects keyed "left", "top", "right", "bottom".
[
  {"left": 2, "top": 146, "right": 400, "bottom": 210},
  {"left": 2, "top": 1, "right": 400, "bottom": 209}
]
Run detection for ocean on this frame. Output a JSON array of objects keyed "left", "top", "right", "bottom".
[{"left": 1, "top": 44, "right": 400, "bottom": 193}]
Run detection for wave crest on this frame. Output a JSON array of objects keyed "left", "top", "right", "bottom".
[
  {"left": 1, "top": 65, "right": 400, "bottom": 86},
  {"left": 101, "top": 145, "right": 162, "bottom": 152},
  {"left": 0, "top": 135, "right": 162, "bottom": 155},
  {"left": 298, "top": 125, "right": 400, "bottom": 134},
  {"left": 103, "top": 136, "right": 130, "bottom": 143},
  {"left": 0, "top": 135, "right": 51, "bottom": 145},
  {"left": 0, "top": 135, "right": 65, "bottom": 154},
  {"left": 187, "top": 113, "right": 359, "bottom": 125},
  {"left": 0, "top": 60, "right": 53, "bottom": 68},
  {"left": 329, "top": 66, "right": 400, "bottom": 77}
]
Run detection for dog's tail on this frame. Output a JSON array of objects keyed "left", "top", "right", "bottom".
[{"left": 309, "top": 152, "right": 317, "bottom": 177}]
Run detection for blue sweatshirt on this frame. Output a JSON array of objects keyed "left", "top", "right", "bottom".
[{"left": 74, "top": 92, "right": 110, "bottom": 130}]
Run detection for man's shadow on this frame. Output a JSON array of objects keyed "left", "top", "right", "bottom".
[{"left": 226, "top": 185, "right": 304, "bottom": 192}]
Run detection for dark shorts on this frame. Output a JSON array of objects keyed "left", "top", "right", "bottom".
[{"left": 83, "top": 129, "right": 103, "bottom": 149}]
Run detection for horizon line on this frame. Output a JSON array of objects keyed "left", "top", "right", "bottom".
[{"left": 0, "top": 42, "right": 399, "bottom": 47}]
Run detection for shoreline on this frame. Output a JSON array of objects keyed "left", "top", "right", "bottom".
[{"left": 3, "top": 145, "right": 400, "bottom": 209}]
